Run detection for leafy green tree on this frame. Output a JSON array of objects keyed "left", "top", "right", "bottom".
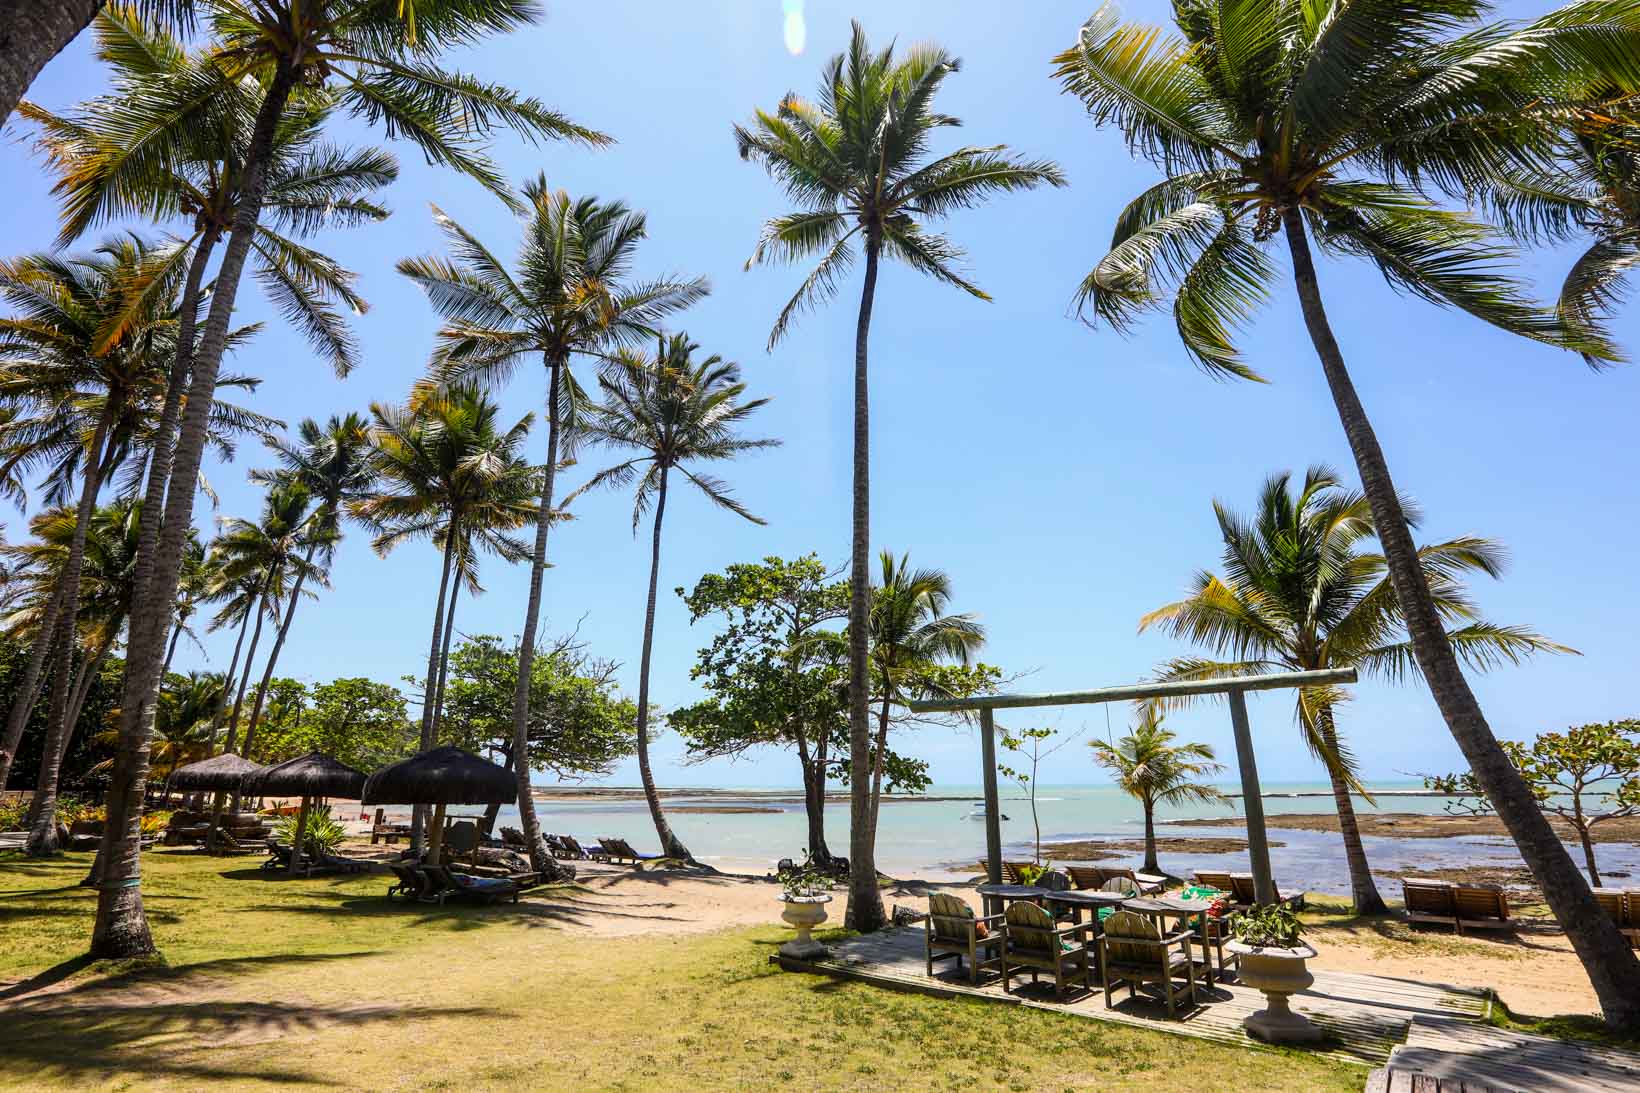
[
  {"left": 671, "top": 555, "right": 849, "bottom": 865},
  {"left": 1142, "top": 467, "right": 1570, "bottom": 913},
  {"left": 736, "top": 22, "right": 1063, "bottom": 930},
  {"left": 576, "top": 336, "right": 776, "bottom": 860},
  {"left": 95, "top": 670, "right": 226, "bottom": 795},
  {"left": 437, "top": 633, "right": 637, "bottom": 836},
  {"left": 1090, "top": 709, "right": 1223, "bottom": 876},
  {"left": 398, "top": 180, "right": 706, "bottom": 874},
  {"left": 1429, "top": 720, "right": 1640, "bottom": 887},
  {"left": 97, "top": 0, "right": 603, "bottom": 961},
  {"left": 1053, "top": 0, "right": 1640, "bottom": 1022},
  {"left": 239, "top": 677, "right": 309, "bottom": 761}
]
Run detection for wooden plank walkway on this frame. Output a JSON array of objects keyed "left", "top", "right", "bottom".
[
  {"left": 778, "top": 927, "right": 1488, "bottom": 1068},
  {"left": 1381, "top": 1014, "right": 1640, "bottom": 1091}
]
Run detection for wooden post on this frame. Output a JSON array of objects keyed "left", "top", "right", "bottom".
[
  {"left": 426, "top": 802, "right": 447, "bottom": 866},
  {"left": 1227, "top": 689, "right": 1275, "bottom": 905},
  {"left": 291, "top": 795, "right": 311, "bottom": 875},
  {"left": 979, "top": 707, "right": 1002, "bottom": 885}
]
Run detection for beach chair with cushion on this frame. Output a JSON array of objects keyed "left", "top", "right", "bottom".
[
  {"left": 925, "top": 893, "right": 1004, "bottom": 985},
  {"left": 601, "top": 837, "right": 656, "bottom": 864},
  {"left": 1229, "top": 872, "right": 1305, "bottom": 909},
  {"left": 1000, "top": 901, "right": 1095, "bottom": 1001},
  {"left": 1402, "top": 878, "right": 1458, "bottom": 928},
  {"left": 422, "top": 865, "right": 520, "bottom": 905},
  {"left": 1452, "top": 884, "right": 1512, "bottom": 934},
  {"left": 1097, "top": 909, "right": 1198, "bottom": 1019}
]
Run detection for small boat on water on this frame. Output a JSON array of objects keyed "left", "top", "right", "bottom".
[{"left": 963, "top": 801, "right": 1009, "bottom": 822}]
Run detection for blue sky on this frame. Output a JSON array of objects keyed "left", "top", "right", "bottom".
[{"left": 4, "top": 1, "right": 1636, "bottom": 790}]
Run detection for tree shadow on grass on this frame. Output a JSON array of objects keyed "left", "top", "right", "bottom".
[{"left": 0, "top": 986, "right": 489, "bottom": 1086}]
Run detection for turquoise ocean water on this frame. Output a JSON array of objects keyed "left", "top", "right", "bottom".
[{"left": 468, "top": 782, "right": 1640, "bottom": 896}]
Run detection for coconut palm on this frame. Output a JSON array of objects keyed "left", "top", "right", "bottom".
[
  {"left": 94, "top": 0, "right": 604, "bottom": 959},
  {"left": 162, "top": 535, "right": 210, "bottom": 677},
  {"left": 1054, "top": 0, "right": 1640, "bottom": 1021},
  {"left": 10, "top": 498, "right": 143, "bottom": 852},
  {"left": 1143, "top": 468, "right": 1574, "bottom": 910},
  {"left": 1481, "top": 105, "right": 1640, "bottom": 356},
  {"left": 209, "top": 481, "right": 329, "bottom": 759},
  {"left": 200, "top": 566, "right": 273, "bottom": 745},
  {"left": 397, "top": 182, "right": 706, "bottom": 873},
  {"left": 1090, "top": 709, "right": 1223, "bottom": 875},
  {"left": 94, "top": 670, "right": 226, "bottom": 798},
  {"left": 236, "top": 414, "right": 374, "bottom": 755},
  {"left": 736, "top": 22, "right": 1064, "bottom": 930},
  {"left": 353, "top": 387, "right": 538, "bottom": 789},
  {"left": 575, "top": 336, "right": 777, "bottom": 859}
]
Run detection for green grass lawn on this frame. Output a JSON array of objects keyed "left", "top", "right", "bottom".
[{"left": 0, "top": 850, "right": 1367, "bottom": 1091}]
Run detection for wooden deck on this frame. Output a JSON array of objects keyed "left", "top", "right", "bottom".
[
  {"left": 1380, "top": 1014, "right": 1640, "bottom": 1091},
  {"left": 777, "top": 926, "right": 1488, "bottom": 1068}
]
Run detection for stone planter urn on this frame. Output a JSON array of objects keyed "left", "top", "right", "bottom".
[
  {"left": 1226, "top": 940, "right": 1323, "bottom": 1044},
  {"left": 778, "top": 894, "right": 832, "bottom": 960}
]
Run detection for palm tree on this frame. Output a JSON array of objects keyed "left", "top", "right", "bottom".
[
  {"left": 200, "top": 566, "right": 272, "bottom": 746},
  {"left": 209, "top": 481, "right": 328, "bottom": 759},
  {"left": 1141, "top": 467, "right": 1573, "bottom": 911},
  {"left": 575, "top": 336, "right": 777, "bottom": 859},
  {"left": 397, "top": 181, "right": 705, "bottom": 873},
  {"left": 0, "top": 237, "right": 181, "bottom": 851},
  {"left": 94, "top": 670, "right": 226, "bottom": 799},
  {"left": 162, "top": 535, "right": 210, "bottom": 677},
  {"left": 1091, "top": 709, "right": 1223, "bottom": 875},
  {"left": 94, "top": 0, "right": 604, "bottom": 960},
  {"left": 857, "top": 551, "right": 985, "bottom": 851},
  {"left": 1481, "top": 105, "right": 1640, "bottom": 355},
  {"left": 237, "top": 414, "right": 374, "bottom": 755},
  {"left": 736, "top": 23, "right": 1063, "bottom": 931},
  {"left": 353, "top": 385, "right": 537, "bottom": 849},
  {"left": 1053, "top": 1, "right": 1640, "bottom": 1022},
  {"left": 0, "top": 0, "right": 196, "bottom": 124}
]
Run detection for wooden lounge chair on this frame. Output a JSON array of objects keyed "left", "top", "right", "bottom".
[
  {"left": 1595, "top": 889, "right": 1640, "bottom": 948},
  {"left": 600, "top": 837, "right": 656, "bottom": 864},
  {"left": 1001, "top": 901, "right": 1095, "bottom": 1002},
  {"left": 1402, "top": 878, "right": 1459, "bottom": 928},
  {"left": 387, "top": 863, "right": 429, "bottom": 902},
  {"left": 557, "top": 834, "right": 609, "bottom": 862},
  {"left": 1066, "top": 866, "right": 1103, "bottom": 890},
  {"left": 422, "top": 865, "right": 520, "bottom": 905},
  {"left": 1000, "top": 861, "right": 1033, "bottom": 885},
  {"left": 1193, "top": 869, "right": 1233, "bottom": 892},
  {"left": 1229, "top": 872, "right": 1305, "bottom": 909},
  {"left": 1097, "top": 909, "right": 1198, "bottom": 1019},
  {"left": 925, "top": 892, "right": 1004, "bottom": 985},
  {"left": 1452, "top": 883, "right": 1512, "bottom": 934}
]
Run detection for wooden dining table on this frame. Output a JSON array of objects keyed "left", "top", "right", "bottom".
[
  {"left": 1041, "top": 889, "right": 1130, "bottom": 928},
  {"left": 1121, "top": 895, "right": 1222, "bottom": 986},
  {"left": 974, "top": 883, "right": 1052, "bottom": 919}
]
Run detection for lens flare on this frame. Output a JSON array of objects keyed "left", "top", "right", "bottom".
[{"left": 782, "top": 0, "right": 806, "bottom": 55}]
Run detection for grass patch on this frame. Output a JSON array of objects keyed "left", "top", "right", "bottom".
[
  {"left": 0, "top": 850, "right": 1367, "bottom": 1090},
  {"left": 1487, "top": 998, "right": 1640, "bottom": 1050}
]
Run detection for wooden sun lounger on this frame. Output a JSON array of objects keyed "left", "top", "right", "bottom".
[
  {"left": 1402, "top": 878, "right": 1459, "bottom": 928},
  {"left": 600, "top": 837, "right": 655, "bottom": 864},
  {"left": 423, "top": 865, "right": 520, "bottom": 905},
  {"left": 1403, "top": 878, "right": 1514, "bottom": 934},
  {"left": 1229, "top": 872, "right": 1305, "bottom": 909},
  {"left": 1192, "top": 869, "right": 1234, "bottom": 892},
  {"left": 1594, "top": 889, "right": 1640, "bottom": 948}
]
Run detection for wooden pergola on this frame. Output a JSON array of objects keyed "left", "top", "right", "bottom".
[{"left": 908, "top": 666, "right": 1358, "bottom": 904}]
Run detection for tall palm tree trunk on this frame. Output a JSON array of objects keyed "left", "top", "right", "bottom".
[
  {"left": 865, "top": 694, "right": 892, "bottom": 849},
  {"left": 160, "top": 622, "right": 183, "bottom": 678},
  {"left": 210, "top": 600, "right": 254, "bottom": 750},
  {"left": 93, "top": 66, "right": 299, "bottom": 958},
  {"left": 0, "top": 579, "right": 71, "bottom": 788},
  {"left": 410, "top": 528, "right": 457, "bottom": 855},
  {"left": 1282, "top": 207, "right": 1640, "bottom": 1026},
  {"left": 65, "top": 629, "right": 116, "bottom": 738},
  {"left": 26, "top": 408, "right": 114, "bottom": 856},
  {"left": 1316, "top": 703, "right": 1386, "bottom": 913},
  {"left": 634, "top": 466, "right": 690, "bottom": 860},
  {"left": 1142, "top": 801, "right": 1160, "bottom": 875},
  {"left": 226, "top": 586, "right": 270, "bottom": 754},
  {"left": 430, "top": 568, "right": 461, "bottom": 732},
  {"left": 508, "top": 355, "right": 564, "bottom": 876},
  {"left": 846, "top": 237, "right": 883, "bottom": 931},
  {"left": 241, "top": 536, "right": 323, "bottom": 759},
  {"left": 0, "top": 0, "right": 102, "bottom": 124}
]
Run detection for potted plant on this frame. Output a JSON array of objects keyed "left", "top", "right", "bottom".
[
  {"left": 776, "top": 855, "right": 833, "bottom": 959},
  {"left": 1226, "top": 903, "right": 1323, "bottom": 1044}
]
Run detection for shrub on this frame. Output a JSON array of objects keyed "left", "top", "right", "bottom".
[{"left": 274, "top": 805, "right": 345, "bottom": 855}]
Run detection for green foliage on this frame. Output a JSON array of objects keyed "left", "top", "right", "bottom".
[
  {"left": 776, "top": 853, "right": 832, "bottom": 900},
  {"left": 1235, "top": 903, "right": 1305, "bottom": 949},
  {"left": 438, "top": 634, "right": 636, "bottom": 778},
  {"left": 275, "top": 805, "right": 345, "bottom": 856},
  {"left": 1089, "top": 709, "right": 1223, "bottom": 814},
  {"left": 1015, "top": 862, "right": 1048, "bottom": 887},
  {"left": 256, "top": 677, "right": 413, "bottom": 771}
]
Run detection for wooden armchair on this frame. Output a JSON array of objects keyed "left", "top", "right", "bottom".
[
  {"left": 1097, "top": 909, "right": 1198, "bottom": 1019},
  {"left": 925, "top": 893, "right": 1004, "bottom": 985},
  {"left": 1001, "top": 901, "right": 1095, "bottom": 1002}
]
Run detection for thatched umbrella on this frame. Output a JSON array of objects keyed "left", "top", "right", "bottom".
[
  {"left": 242, "top": 753, "right": 367, "bottom": 874},
  {"left": 170, "top": 752, "right": 264, "bottom": 792},
  {"left": 361, "top": 746, "right": 515, "bottom": 865},
  {"left": 170, "top": 752, "right": 266, "bottom": 853}
]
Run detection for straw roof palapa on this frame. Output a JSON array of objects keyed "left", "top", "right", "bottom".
[
  {"left": 361, "top": 745, "right": 516, "bottom": 806},
  {"left": 241, "top": 752, "right": 367, "bottom": 800},
  {"left": 170, "top": 752, "right": 265, "bottom": 791}
]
